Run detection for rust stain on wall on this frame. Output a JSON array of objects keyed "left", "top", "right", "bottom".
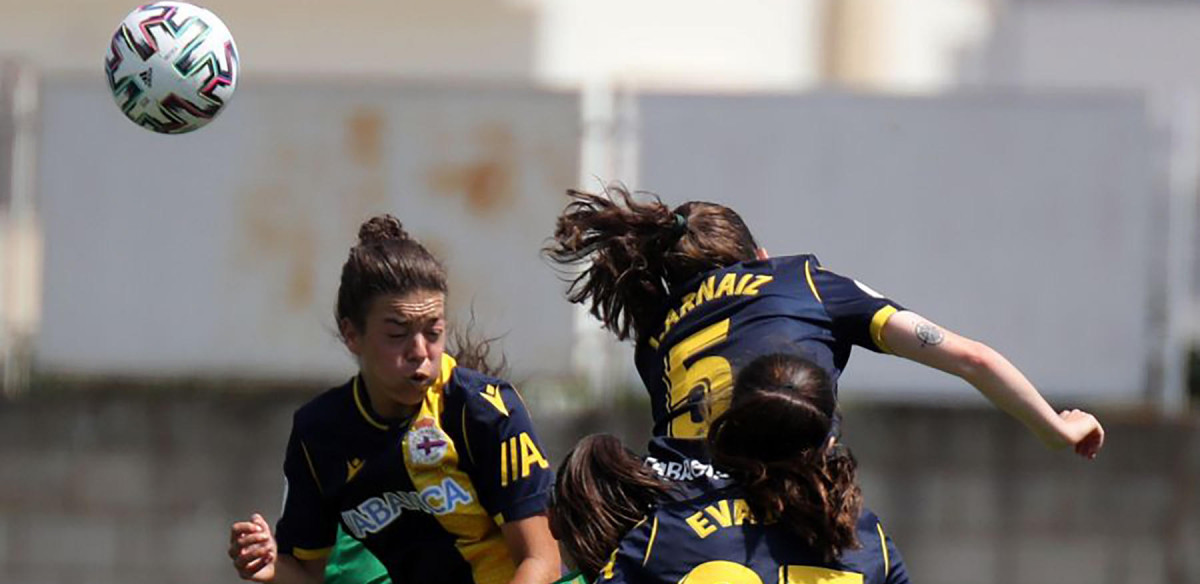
[
  {"left": 341, "top": 107, "right": 391, "bottom": 236},
  {"left": 426, "top": 123, "right": 517, "bottom": 216},
  {"left": 346, "top": 107, "right": 385, "bottom": 168},
  {"left": 533, "top": 139, "right": 578, "bottom": 202},
  {"left": 237, "top": 181, "right": 317, "bottom": 312}
]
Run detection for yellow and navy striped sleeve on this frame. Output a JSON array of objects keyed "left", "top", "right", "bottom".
[{"left": 458, "top": 375, "right": 553, "bottom": 525}]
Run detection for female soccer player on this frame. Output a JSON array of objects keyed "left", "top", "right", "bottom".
[
  {"left": 551, "top": 353, "right": 908, "bottom": 584},
  {"left": 544, "top": 186, "right": 1104, "bottom": 461},
  {"left": 228, "top": 215, "right": 561, "bottom": 584}
]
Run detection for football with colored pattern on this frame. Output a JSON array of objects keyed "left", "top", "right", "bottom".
[{"left": 105, "top": 2, "right": 239, "bottom": 134}]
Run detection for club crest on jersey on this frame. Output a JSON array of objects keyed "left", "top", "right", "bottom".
[{"left": 407, "top": 418, "right": 449, "bottom": 466}]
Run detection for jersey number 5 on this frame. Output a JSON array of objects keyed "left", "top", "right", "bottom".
[
  {"left": 663, "top": 319, "right": 733, "bottom": 439},
  {"left": 679, "top": 561, "right": 863, "bottom": 584}
]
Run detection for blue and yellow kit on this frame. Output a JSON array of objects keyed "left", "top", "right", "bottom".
[
  {"left": 275, "top": 354, "right": 553, "bottom": 584},
  {"left": 634, "top": 254, "right": 904, "bottom": 439},
  {"left": 598, "top": 485, "right": 908, "bottom": 584}
]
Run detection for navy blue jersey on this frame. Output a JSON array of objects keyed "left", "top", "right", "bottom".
[
  {"left": 598, "top": 486, "right": 908, "bottom": 584},
  {"left": 634, "top": 254, "right": 904, "bottom": 438},
  {"left": 275, "top": 354, "right": 552, "bottom": 584}
]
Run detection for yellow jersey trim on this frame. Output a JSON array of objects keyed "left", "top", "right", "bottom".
[
  {"left": 438, "top": 352, "right": 457, "bottom": 385},
  {"left": 869, "top": 305, "right": 899, "bottom": 354},
  {"left": 291, "top": 546, "right": 332, "bottom": 561},
  {"left": 352, "top": 377, "right": 390, "bottom": 431},
  {"left": 600, "top": 548, "right": 619, "bottom": 580},
  {"left": 300, "top": 441, "right": 323, "bottom": 496},
  {"left": 461, "top": 405, "right": 475, "bottom": 467},
  {"left": 876, "top": 522, "right": 890, "bottom": 578},
  {"left": 642, "top": 516, "right": 659, "bottom": 566},
  {"left": 403, "top": 353, "right": 513, "bottom": 584},
  {"left": 804, "top": 259, "right": 823, "bottom": 303}
]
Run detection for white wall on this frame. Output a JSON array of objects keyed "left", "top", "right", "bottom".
[
  {"left": 35, "top": 80, "right": 579, "bottom": 381},
  {"left": 533, "top": 0, "right": 823, "bottom": 90},
  {"left": 0, "top": 0, "right": 538, "bottom": 79}
]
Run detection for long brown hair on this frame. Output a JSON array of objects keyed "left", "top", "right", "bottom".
[
  {"left": 550, "top": 434, "right": 673, "bottom": 581},
  {"left": 708, "top": 353, "right": 862, "bottom": 564},
  {"left": 544, "top": 186, "right": 758, "bottom": 342},
  {"left": 337, "top": 214, "right": 505, "bottom": 376}
]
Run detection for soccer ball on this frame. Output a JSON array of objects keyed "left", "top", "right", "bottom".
[{"left": 105, "top": 2, "right": 239, "bottom": 134}]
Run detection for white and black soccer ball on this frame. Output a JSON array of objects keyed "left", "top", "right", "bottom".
[{"left": 105, "top": 2, "right": 239, "bottom": 134}]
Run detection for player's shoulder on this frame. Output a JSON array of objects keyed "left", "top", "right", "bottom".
[
  {"left": 292, "top": 378, "right": 356, "bottom": 432},
  {"left": 445, "top": 364, "right": 505, "bottom": 392},
  {"left": 752, "top": 253, "right": 820, "bottom": 283},
  {"left": 445, "top": 365, "right": 526, "bottom": 420},
  {"left": 765, "top": 253, "right": 819, "bottom": 270}
]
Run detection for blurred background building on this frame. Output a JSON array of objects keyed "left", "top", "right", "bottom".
[{"left": 0, "top": 1, "right": 1197, "bottom": 583}]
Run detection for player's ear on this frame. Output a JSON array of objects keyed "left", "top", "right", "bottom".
[
  {"left": 340, "top": 318, "right": 363, "bottom": 356},
  {"left": 755, "top": 247, "right": 769, "bottom": 260}
]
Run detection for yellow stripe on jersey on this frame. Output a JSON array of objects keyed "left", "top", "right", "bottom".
[
  {"left": 643, "top": 516, "right": 659, "bottom": 566},
  {"left": 500, "top": 436, "right": 508, "bottom": 487},
  {"left": 869, "top": 305, "right": 899, "bottom": 354},
  {"left": 300, "top": 441, "right": 323, "bottom": 495},
  {"left": 353, "top": 377, "right": 389, "bottom": 431},
  {"left": 876, "top": 521, "right": 890, "bottom": 579},
  {"left": 600, "top": 548, "right": 619, "bottom": 581},
  {"left": 402, "top": 354, "right": 516, "bottom": 584},
  {"left": 804, "top": 259, "right": 823, "bottom": 303},
  {"left": 499, "top": 433, "right": 548, "bottom": 487},
  {"left": 291, "top": 546, "right": 332, "bottom": 560},
  {"left": 461, "top": 406, "right": 475, "bottom": 467}
]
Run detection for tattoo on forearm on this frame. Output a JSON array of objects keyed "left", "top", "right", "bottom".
[{"left": 915, "top": 322, "right": 944, "bottom": 347}]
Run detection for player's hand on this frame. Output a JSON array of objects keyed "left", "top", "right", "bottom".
[
  {"left": 1056, "top": 409, "right": 1105, "bottom": 460},
  {"left": 229, "top": 513, "right": 277, "bottom": 582}
]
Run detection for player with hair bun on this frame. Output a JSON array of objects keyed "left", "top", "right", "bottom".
[
  {"left": 551, "top": 353, "right": 908, "bottom": 584},
  {"left": 228, "top": 215, "right": 560, "bottom": 584}
]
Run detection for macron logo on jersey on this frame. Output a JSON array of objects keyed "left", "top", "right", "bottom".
[{"left": 340, "top": 477, "right": 473, "bottom": 539}]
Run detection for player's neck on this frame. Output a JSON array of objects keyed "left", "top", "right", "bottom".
[{"left": 361, "top": 372, "right": 421, "bottom": 422}]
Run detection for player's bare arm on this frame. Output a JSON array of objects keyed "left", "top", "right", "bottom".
[
  {"left": 500, "top": 513, "right": 562, "bottom": 584},
  {"left": 880, "top": 310, "right": 1104, "bottom": 459}
]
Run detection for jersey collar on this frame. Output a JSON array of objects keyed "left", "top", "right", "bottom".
[{"left": 352, "top": 354, "right": 458, "bottom": 431}]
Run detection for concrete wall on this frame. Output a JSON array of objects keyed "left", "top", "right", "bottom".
[
  {"left": 978, "top": 2, "right": 1200, "bottom": 93},
  {"left": 633, "top": 92, "right": 1162, "bottom": 405},
  {"left": 0, "top": 390, "right": 1194, "bottom": 584}
]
